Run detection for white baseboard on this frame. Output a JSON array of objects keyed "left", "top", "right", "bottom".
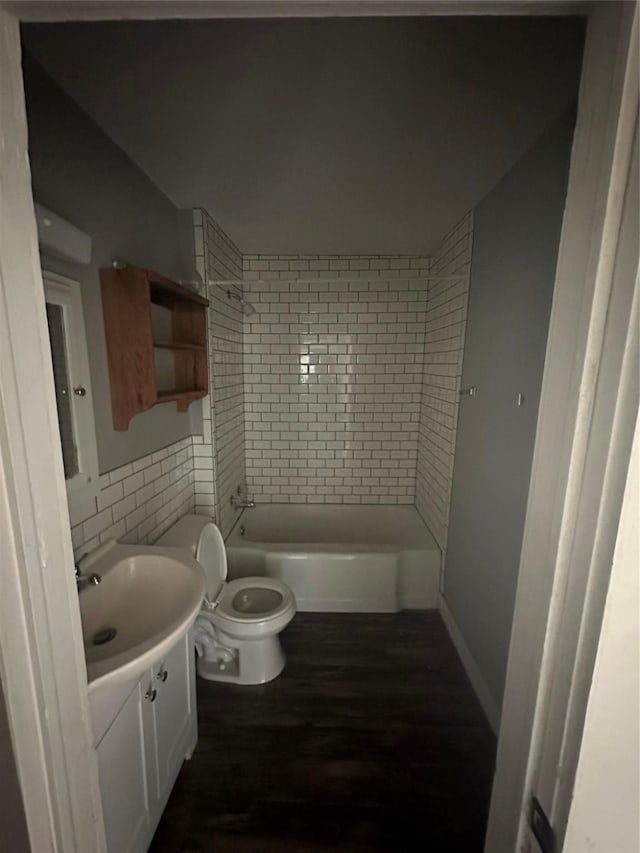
[{"left": 438, "top": 593, "right": 501, "bottom": 734}]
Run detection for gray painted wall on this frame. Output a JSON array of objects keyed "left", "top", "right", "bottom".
[
  {"left": 23, "top": 55, "right": 200, "bottom": 473},
  {"left": 0, "top": 681, "right": 30, "bottom": 853},
  {"left": 23, "top": 18, "right": 585, "bottom": 255},
  {"left": 443, "top": 108, "right": 575, "bottom": 709}
]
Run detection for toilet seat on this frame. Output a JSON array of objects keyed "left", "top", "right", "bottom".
[
  {"left": 189, "top": 521, "right": 294, "bottom": 636},
  {"left": 157, "top": 514, "right": 296, "bottom": 682},
  {"left": 216, "top": 577, "right": 295, "bottom": 623}
]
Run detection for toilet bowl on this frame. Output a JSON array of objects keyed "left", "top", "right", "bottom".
[{"left": 157, "top": 514, "right": 296, "bottom": 685}]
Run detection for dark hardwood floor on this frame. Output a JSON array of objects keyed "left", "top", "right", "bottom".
[{"left": 150, "top": 612, "right": 496, "bottom": 852}]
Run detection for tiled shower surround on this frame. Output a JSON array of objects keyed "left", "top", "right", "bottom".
[
  {"left": 70, "top": 213, "right": 474, "bottom": 558},
  {"left": 415, "top": 212, "right": 474, "bottom": 549},
  {"left": 242, "top": 255, "right": 430, "bottom": 504},
  {"left": 193, "top": 209, "right": 247, "bottom": 537}
]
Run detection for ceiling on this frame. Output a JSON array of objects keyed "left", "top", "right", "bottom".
[{"left": 22, "top": 17, "right": 585, "bottom": 255}]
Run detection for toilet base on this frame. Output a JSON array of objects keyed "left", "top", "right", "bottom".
[{"left": 197, "top": 634, "right": 286, "bottom": 685}]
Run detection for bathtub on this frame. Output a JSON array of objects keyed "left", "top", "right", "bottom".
[{"left": 225, "top": 504, "right": 441, "bottom": 613}]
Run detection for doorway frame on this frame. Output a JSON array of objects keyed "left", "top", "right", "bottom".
[
  {"left": 0, "top": 2, "right": 635, "bottom": 851},
  {"left": 0, "top": 8, "right": 106, "bottom": 851},
  {"left": 486, "top": 4, "right": 638, "bottom": 849}
]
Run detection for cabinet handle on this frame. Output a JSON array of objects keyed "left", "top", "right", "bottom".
[
  {"left": 145, "top": 688, "right": 157, "bottom": 702},
  {"left": 157, "top": 668, "right": 168, "bottom": 683}
]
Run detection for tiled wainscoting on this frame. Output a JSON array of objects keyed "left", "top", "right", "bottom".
[
  {"left": 69, "top": 437, "right": 195, "bottom": 557},
  {"left": 194, "top": 209, "right": 247, "bottom": 537},
  {"left": 241, "top": 255, "right": 429, "bottom": 504},
  {"left": 415, "top": 212, "right": 474, "bottom": 549}
]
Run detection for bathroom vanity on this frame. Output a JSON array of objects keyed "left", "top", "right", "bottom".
[
  {"left": 76, "top": 540, "right": 205, "bottom": 852},
  {"left": 91, "top": 629, "right": 197, "bottom": 853}
]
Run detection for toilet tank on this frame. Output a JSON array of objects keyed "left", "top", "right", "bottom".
[
  {"left": 157, "top": 514, "right": 228, "bottom": 601},
  {"left": 156, "top": 514, "right": 212, "bottom": 555}
]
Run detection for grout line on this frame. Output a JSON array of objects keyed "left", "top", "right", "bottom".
[{"left": 208, "top": 276, "right": 462, "bottom": 286}]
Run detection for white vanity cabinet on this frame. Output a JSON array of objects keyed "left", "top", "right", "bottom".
[
  {"left": 146, "top": 633, "right": 196, "bottom": 812},
  {"left": 95, "top": 630, "right": 197, "bottom": 853},
  {"left": 96, "top": 678, "right": 150, "bottom": 853}
]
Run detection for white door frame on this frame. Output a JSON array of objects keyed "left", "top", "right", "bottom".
[
  {"left": 485, "top": 3, "right": 638, "bottom": 851},
  {"left": 0, "top": 7, "right": 106, "bottom": 851},
  {"left": 0, "top": 2, "right": 635, "bottom": 852},
  {"left": 563, "top": 395, "right": 640, "bottom": 853},
  {"left": 533, "top": 118, "right": 638, "bottom": 848}
]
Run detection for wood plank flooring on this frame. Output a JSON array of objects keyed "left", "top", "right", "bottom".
[{"left": 150, "top": 612, "right": 496, "bottom": 852}]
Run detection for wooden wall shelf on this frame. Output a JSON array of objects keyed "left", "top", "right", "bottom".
[
  {"left": 100, "top": 266, "right": 209, "bottom": 430},
  {"left": 153, "top": 341, "right": 206, "bottom": 352}
]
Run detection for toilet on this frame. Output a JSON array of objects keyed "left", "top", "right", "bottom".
[{"left": 157, "top": 514, "right": 296, "bottom": 685}]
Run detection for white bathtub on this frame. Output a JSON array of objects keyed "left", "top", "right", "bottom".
[{"left": 225, "top": 505, "right": 441, "bottom": 613}]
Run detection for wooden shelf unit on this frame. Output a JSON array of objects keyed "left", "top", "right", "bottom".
[
  {"left": 153, "top": 341, "right": 206, "bottom": 352},
  {"left": 100, "top": 266, "right": 209, "bottom": 430}
]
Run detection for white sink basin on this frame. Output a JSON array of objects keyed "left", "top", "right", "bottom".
[{"left": 78, "top": 540, "right": 205, "bottom": 693}]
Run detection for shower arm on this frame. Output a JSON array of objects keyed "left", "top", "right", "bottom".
[
  {"left": 226, "top": 289, "right": 242, "bottom": 304},
  {"left": 223, "top": 288, "right": 256, "bottom": 316},
  {"left": 202, "top": 280, "right": 256, "bottom": 316}
]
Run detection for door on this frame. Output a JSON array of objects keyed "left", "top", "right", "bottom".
[
  {"left": 43, "top": 270, "right": 100, "bottom": 514},
  {"left": 442, "top": 111, "right": 575, "bottom": 714}
]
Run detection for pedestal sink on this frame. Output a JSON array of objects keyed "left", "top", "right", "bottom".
[{"left": 77, "top": 540, "right": 205, "bottom": 694}]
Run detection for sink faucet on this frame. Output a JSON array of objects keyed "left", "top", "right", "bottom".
[
  {"left": 75, "top": 561, "right": 101, "bottom": 592},
  {"left": 230, "top": 495, "right": 255, "bottom": 510}
]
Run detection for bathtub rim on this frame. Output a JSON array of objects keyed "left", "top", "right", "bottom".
[{"left": 225, "top": 503, "right": 439, "bottom": 552}]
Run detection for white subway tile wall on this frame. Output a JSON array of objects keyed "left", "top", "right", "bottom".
[
  {"left": 192, "top": 209, "right": 216, "bottom": 519},
  {"left": 194, "top": 209, "right": 247, "bottom": 537},
  {"left": 415, "top": 212, "right": 474, "bottom": 549},
  {"left": 67, "top": 215, "right": 474, "bottom": 557},
  {"left": 69, "top": 437, "right": 195, "bottom": 557},
  {"left": 242, "top": 255, "right": 429, "bottom": 504}
]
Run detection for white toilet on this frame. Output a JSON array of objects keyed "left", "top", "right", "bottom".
[{"left": 157, "top": 514, "right": 296, "bottom": 685}]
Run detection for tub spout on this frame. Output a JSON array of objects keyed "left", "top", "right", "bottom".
[{"left": 230, "top": 495, "right": 255, "bottom": 509}]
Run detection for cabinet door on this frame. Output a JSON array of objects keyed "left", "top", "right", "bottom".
[
  {"left": 152, "top": 633, "right": 194, "bottom": 803},
  {"left": 97, "top": 682, "right": 151, "bottom": 853}
]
